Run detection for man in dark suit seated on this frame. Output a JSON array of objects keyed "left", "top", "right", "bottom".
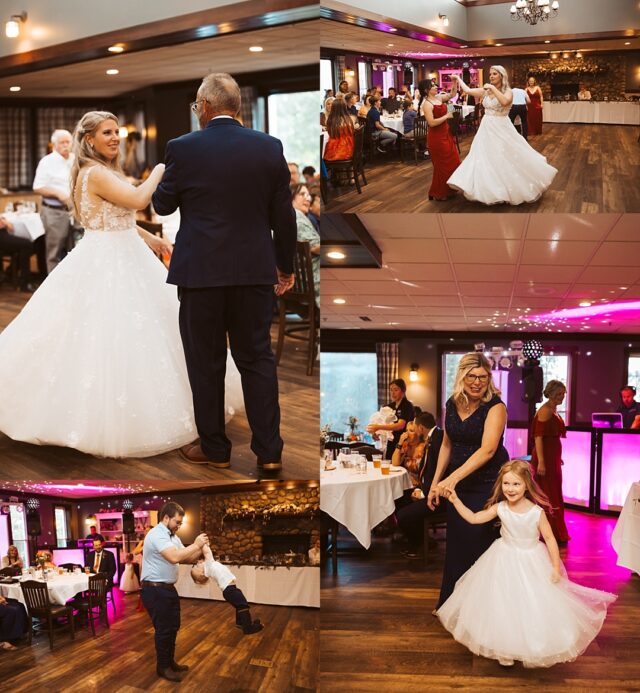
[
  {"left": 85, "top": 539, "right": 117, "bottom": 587},
  {"left": 396, "top": 411, "right": 445, "bottom": 558},
  {"left": 381, "top": 88, "right": 401, "bottom": 114}
]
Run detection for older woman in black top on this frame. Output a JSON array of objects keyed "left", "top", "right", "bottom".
[
  {"left": 367, "top": 378, "right": 415, "bottom": 458},
  {"left": 428, "top": 353, "right": 509, "bottom": 609}
]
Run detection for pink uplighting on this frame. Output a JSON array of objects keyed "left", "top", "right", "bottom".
[
  {"left": 599, "top": 432, "right": 640, "bottom": 510},
  {"left": 535, "top": 301, "right": 640, "bottom": 322},
  {"left": 561, "top": 431, "right": 593, "bottom": 507}
]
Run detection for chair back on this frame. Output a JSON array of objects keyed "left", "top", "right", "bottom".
[
  {"left": 349, "top": 444, "right": 379, "bottom": 461},
  {"left": 0, "top": 565, "right": 21, "bottom": 577},
  {"left": 288, "top": 241, "right": 315, "bottom": 304},
  {"left": 20, "top": 580, "right": 51, "bottom": 613},
  {"left": 357, "top": 116, "right": 368, "bottom": 130},
  {"left": 327, "top": 431, "right": 344, "bottom": 442},
  {"left": 352, "top": 127, "right": 365, "bottom": 170},
  {"left": 323, "top": 441, "right": 344, "bottom": 457},
  {"left": 59, "top": 563, "right": 82, "bottom": 572},
  {"left": 449, "top": 111, "right": 461, "bottom": 137},
  {"left": 88, "top": 573, "right": 108, "bottom": 604},
  {"left": 413, "top": 115, "right": 428, "bottom": 142}
]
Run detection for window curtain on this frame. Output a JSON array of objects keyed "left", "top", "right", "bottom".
[
  {"left": 240, "top": 86, "right": 256, "bottom": 129},
  {"left": 0, "top": 107, "right": 32, "bottom": 189},
  {"left": 36, "top": 107, "right": 96, "bottom": 160},
  {"left": 376, "top": 342, "right": 399, "bottom": 408}
]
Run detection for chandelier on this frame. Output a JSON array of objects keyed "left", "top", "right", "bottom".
[{"left": 510, "top": 0, "right": 559, "bottom": 25}]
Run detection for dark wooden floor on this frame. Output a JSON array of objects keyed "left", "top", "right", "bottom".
[
  {"left": 0, "top": 590, "right": 319, "bottom": 692},
  {"left": 0, "top": 290, "right": 319, "bottom": 481},
  {"left": 323, "top": 124, "right": 640, "bottom": 214},
  {"left": 320, "top": 509, "right": 640, "bottom": 691}
]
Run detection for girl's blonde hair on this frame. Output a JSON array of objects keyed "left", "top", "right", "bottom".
[
  {"left": 70, "top": 110, "right": 123, "bottom": 218},
  {"left": 451, "top": 352, "right": 501, "bottom": 410},
  {"left": 485, "top": 459, "right": 553, "bottom": 513},
  {"left": 490, "top": 65, "right": 510, "bottom": 93}
]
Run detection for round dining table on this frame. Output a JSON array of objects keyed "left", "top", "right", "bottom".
[
  {"left": 612, "top": 481, "right": 640, "bottom": 575},
  {"left": 0, "top": 572, "right": 89, "bottom": 608}
]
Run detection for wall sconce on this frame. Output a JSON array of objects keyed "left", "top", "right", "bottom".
[
  {"left": 345, "top": 69, "right": 355, "bottom": 77},
  {"left": 409, "top": 363, "right": 420, "bottom": 382},
  {"left": 438, "top": 14, "right": 449, "bottom": 28},
  {"left": 5, "top": 11, "right": 26, "bottom": 38}
]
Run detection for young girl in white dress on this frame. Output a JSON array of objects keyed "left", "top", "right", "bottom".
[
  {"left": 120, "top": 553, "right": 140, "bottom": 593},
  {"left": 437, "top": 459, "right": 616, "bottom": 668}
]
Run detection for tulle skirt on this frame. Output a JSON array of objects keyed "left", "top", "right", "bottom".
[
  {"left": 447, "top": 114, "right": 557, "bottom": 205},
  {"left": 0, "top": 228, "right": 244, "bottom": 458},
  {"left": 437, "top": 537, "right": 616, "bottom": 667}
]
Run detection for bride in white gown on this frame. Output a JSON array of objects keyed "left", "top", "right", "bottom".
[
  {"left": 0, "top": 111, "right": 243, "bottom": 458},
  {"left": 447, "top": 66, "right": 557, "bottom": 205}
]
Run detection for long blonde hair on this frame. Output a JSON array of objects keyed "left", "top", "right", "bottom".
[
  {"left": 451, "top": 352, "right": 501, "bottom": 410},
  {"left": 70, "top": 111, "right": 124, "bottom": 218},
  {"left": 490, "top": 65, "right": 510, "bottom": 93},
  {"left": 485, "top": 459, "right": 553, "bottom": 513}
]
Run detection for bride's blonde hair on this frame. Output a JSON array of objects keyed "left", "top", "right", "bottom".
[
  {"left": 70, "top": 111, "right": 124, "bottom": 218},
  {"left": 490, "top": 65, "right": 510, "bottom": 93}
]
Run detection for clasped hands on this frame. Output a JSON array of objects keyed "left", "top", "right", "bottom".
[
  {"left": 427, "top": 476, "right": 459, "bottom": 510},
  {"left": 194, "top": 533, "right": 210, "bottom": 549}
]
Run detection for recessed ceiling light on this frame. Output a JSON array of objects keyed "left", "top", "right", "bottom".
[
  {"left": 625, "top": 41, "right": 631, "bottom": 45},
  {"left": 327, "top": 251, "right": 346, "bottom": 260},
  {"left": 579, "top": 301, "right": 592, "bottom": 307},
  {"left": 333, "top": 298, "right": 346, "bottom": 304},
  {"left": 495, "top": 43, "right": 503, "bottom": 47},
  {"left": 544, "top": 40, "right": 551, "bottom": 43},
  {"left": 460, "top": 45, "right": 468, "bottom": 48},
  {"left": 388, "top": 27, "right": 397, "bottom": 32},
  {"left": 9, "top": 86, "right": 20, "bottom": 92},
  {"left": 118, "top": 126, "right": 129, "bottom": 138},
  {"left": 249, "top": 46, "right": 263, "bottom": 52},
  {"left": 106, "top": 69, "right": 119, "bottom": 75},
  {"left": 620, "top": 286, "right": 628, "bottom": 290},
  {"left": 108, "top": 45, "right": 124, "bottom": 53},
  {"left": 387, "top": 43, "right": 394, "bottom": 47}
]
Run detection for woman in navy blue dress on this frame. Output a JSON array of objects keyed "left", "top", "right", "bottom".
[
  {"left": 0, "top": 595, "right": 28, "bottom": 649},
  {"left": 428, "top": 353, "right": 509, "bottom": 608}
]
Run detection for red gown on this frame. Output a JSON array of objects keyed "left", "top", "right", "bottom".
[
  {"left": 530, "top": 411, "right": 570, "bottom": 542},
  {"left": 427, "top": 103, "right": 461, "bottom": 200},
  {"left": 526, "top": 88, "right": 543, "bottom": 136}
]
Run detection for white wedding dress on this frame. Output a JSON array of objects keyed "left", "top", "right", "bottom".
[
  {"left": 0, "top": 165, "right": 243, "bottom": 458},
  {"left": 437, "top": 502, "right": 616, "bottom": 668},
  {"left": 447, "top": 94, "right": 557, "bottom": 205}
]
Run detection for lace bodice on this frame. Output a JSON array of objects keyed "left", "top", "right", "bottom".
[
  {"left": 482, "top": 93, "right": 511, "bottom": 117},
  {"left": 78, "top": 166, "right": 137, "bottom": 232}
]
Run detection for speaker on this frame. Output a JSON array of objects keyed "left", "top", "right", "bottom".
[
  {"left": 122, "top": 510, "right": 135, "bottom": 534},
  {"left": 462, "top": 68, "right": 471, "bottom": 83},
  {"left": 404, "top": 69, "right": 413, "bottom": 86},
  {"left": 522, "top": 362, "right": 543, "bottom": 403},
  {"left": 26, "top": 512, "right": 41, "bottom": 536}
]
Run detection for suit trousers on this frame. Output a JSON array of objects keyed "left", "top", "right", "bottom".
[
  {"left": 40, "top": 206, "right": 71, "bottom": 274},
  {"left": 509, "top": 104, "right": 528, "bottom": 140},
  {"left": 178, "top": 284, "right": 283, "bottom": 463},
  {"left": 397, "top": 496, "right": 445, "bottom": 549},
  {"left": 141, "top": 585, "right": 180, "bottom": 670}
]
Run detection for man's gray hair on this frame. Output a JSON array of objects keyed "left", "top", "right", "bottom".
[
  {"left": 51, "top": 129, "right": 72, "bottom": 144},
  {"left": 200, "top": 73, "right": 241, "bottom": 115}
]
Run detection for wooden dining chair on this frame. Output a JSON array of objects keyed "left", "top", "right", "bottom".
[
  {"left": 423, "top": 512, "right": 447, "bottom": 567},
  {"left": 400, "top": 115, "right": 428, "bottom": 165},
  {"left": 20, "top": 579, "right": 75, "bottom": 649},
  {"left": 72, "top": 572, "right": 109, "bottom": 636},
  {"left": 322, "top": 127, "right": 367, "bottom": 199},
  {"left": 327, "top": 431, "right": 344, "bottom": 442},
  {"left": 449, "top": 111, "right": 462, "bottom": 153}
]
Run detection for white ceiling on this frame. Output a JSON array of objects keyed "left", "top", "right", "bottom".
[
  {"left": 321, "top": 213, "right": 640, "bottom": 333},
  {"left": 0, "top": 21, "right": 320, "bottom": 98}
]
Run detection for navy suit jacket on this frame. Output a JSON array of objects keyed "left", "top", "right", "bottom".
[
  {"left": 86, "top": 549, "right": 117, "bottom": 586},
  {"left": 152, "top": 117, "right": 297, "bottom": 288}
]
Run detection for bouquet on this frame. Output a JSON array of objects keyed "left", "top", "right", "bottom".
[{"left": 368, "top": 406, "right": 397, "bottom": 448}]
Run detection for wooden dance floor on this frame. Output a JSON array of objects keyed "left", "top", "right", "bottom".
[
  {"left": 0, "top": 291, "right": 318, "bottom": 481},
  {"left": 0, "top": 591, "right": 319, "bottom": 692},
  {"left": 324, "top": 124, "right": 640, "bottom": 214},
  {"left": 320, "top": 509, "right": 640, "bottom": 691}
]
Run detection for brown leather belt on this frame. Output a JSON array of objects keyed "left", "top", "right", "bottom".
[{"left": 141, "top": 580, "right": 176, "bottom": 589}]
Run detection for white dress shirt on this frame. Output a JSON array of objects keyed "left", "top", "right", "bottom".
[
  {"left": 32, "top": 151, "right": 74, "bottom": 199},
  {"left": 512, "top": 88, "right": 527, "bottom": 106}
]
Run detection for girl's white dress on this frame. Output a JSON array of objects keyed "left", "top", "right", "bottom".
[
  {"left": 437, "top": 501, "right": 616, "bottom": 668},
  {"left": 0, "top": 166, "right": 244, "bottom": 458},
  {"left": 120, "top": 562, "right": 140, "bottom": 593},
  {"left": 447, "top": 94, "right": 557, "bottom": 205}
]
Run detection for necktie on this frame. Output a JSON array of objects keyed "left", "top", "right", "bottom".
[
  {"left": 418, "top": 437, "right": 432, "bottom": 487},
  {"left": 94, "top": 553, "right": 101, "bottom": 572}
]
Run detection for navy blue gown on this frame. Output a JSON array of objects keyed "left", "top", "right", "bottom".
[
  {"left": 436, "top": 394, "right": 509, "bottom": 608},
  {"left": 0, "top": 599, "right": 29, "bottom": 641}
]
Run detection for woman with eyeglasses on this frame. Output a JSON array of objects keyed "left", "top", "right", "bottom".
[
  {"left": 290, "top": 184, "right": 319, "bottom": 307},
  {"left": 418, "top": 79, "right": 461, "bottom": 201},
  {"left": 428, "top": 352, "right": 509, "bottom": 609}
]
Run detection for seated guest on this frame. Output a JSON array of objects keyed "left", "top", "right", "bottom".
[
  {"left": 402, "top": 101, "right": 418, "bottom": 139},
  {"left": 366, "top": 96, "right": 398, "bottom": 153},
  {"left": 577, "top": 83, "right": 592, "bottom": 101},
  {"left": 396, "top": 412, "right": 445, "bottom": 558},
  {"left": 0, "top": 217, "right": 38, "bottom": 293},
  {"left": 324, "top": 99, "right": 355, "bottom": 161},
  {"left": 320, "top": 96, "right": 335, "bottom": 129},
  {"left": 400, "top": 83, "right": 413, "bottom": 98},
  {"left": 392, "top": 414, "right": 426, "bottom": 487},
  {"left": 1, "top": 546, "right": 23, "bottom": 571},
  {"left": 302, "top": 166, "right": 319, "bottom": 186},
  {"left": 85, "top": 539, "right": 117, "bottom": 588},
  {"left": 0, "top": 595, "right": 28, "bottom": 650},
  {"left": 308, "top": 537, "right": 321, "bottom": 566},
  {"left": 358, "top": 94, "right": 373, "bottom": 119},
  {"left": 381, "top": 88, "right": 401, "bottom": 114},
  {"left": 367, "top": 378, "right": 415, "bottom": 457},
  {"left": 344, "top": 92, "right": 359, "bottom": 119},
  {"left": 288, "top": 162, "right": 300, "bottom": 185},
  {"left": 617, "top": 385, "right": 640, "bottom": 428},
  {"left": 338, "top": 80, "right": 350, "bottom": 96},
  {"left": 323, "top": 88, "right": 334, "bottom": 101},
  {"left": 290, "top": 184, "right": 319, "bottom": 307},
  {"left": 86, "top": 525, "right": 105, "bottom": 542},
  {"left": 35, "top": 550, "right": 56, "bottom": 569}
]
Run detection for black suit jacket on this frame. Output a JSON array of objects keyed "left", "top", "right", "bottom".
[
  {"left": 152, "top": 117, "right": 297, "bottom": 289},
  {"left": 381, "top": 97, "right": 401, "bottom": 114},
  {"left": 86, "top": 550, "right": 117, "bottom": 586},
  {"left": 417, "top": 427, "right": 444, "bottom": 494}
]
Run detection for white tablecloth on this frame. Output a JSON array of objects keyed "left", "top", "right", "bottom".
[
  {"left": 320, "top": 463, "right": 413, "bottom": 549},
  {"left": 175, "top": 564, "right": 319, "bottom": 608},
  {"left": 380, "top": 116, "right": 405, "bottom": 134},
  {"left": 612, "top": 481, "right": 640, "bottom": 575},
  {"left": 543, "top": 101, "right": 639, "bottom": 125},
  {"left": 3, "top": 212, "right": 45, "bottom": 241},
  {"left": 0, "top": 573, "right": 89, "bottom": 607}
]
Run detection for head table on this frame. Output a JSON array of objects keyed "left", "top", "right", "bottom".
[
  {"left": 612, "top": 481, "right": 640, "bottom": 575},
  {"left": 321, "top": 462, "right": 413, "bottom": 549},
  {"left": 0, "top": 572, "right": 89, "bottom": 608}
]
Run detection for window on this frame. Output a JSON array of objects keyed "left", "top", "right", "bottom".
[
  {"left": 54, "top": 506, "right": 69, "bottom": 548},
  {"left": 8, "top": 504, "right": 28, "bottom": 567},
  {"left": 358, "top": 62, "right": 369, "bottom": 97},
  {"left": 267, "top": 91, "right": 319, "bottom": 171},
  {"left": 627, "top": 352, "right": 640, "bottom": 392},
  {"left": 537, "top": 353, "right": 571, "bottom": 420},
  {"left": 320, "top": 59, "right": 334, "bottom": 96},
  {"left": 321, "top": 352, "right": 378, "bottom": 436}
]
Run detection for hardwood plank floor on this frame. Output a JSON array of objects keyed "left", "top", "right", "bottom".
[
  {"left": 323, "top": 124, "right": 640, "bottom": 214},
  {"left": 0, "top": 590, "right": 319, "bottom": 692},
  {"left": 320, "top": 509, "right": 640, "bottom": 691},
  {"left": 0, "top": 290, "right": 318, "bottom": 481}
]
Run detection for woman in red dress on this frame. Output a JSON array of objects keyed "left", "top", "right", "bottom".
[
  {"left": 531, "top": 379, "right": 570, "bottom": 543},
  {"left": 323, "top": 98, "right": 355, "bottom": 161},
  {"left": 420, "top": 80, "right": 461, "bottom": 201},
  {"left": 526, "top": 76, "right": 543, "bottom": 136}
]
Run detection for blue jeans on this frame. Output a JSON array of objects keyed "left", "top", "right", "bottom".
[{"left": 372, "top": 129, "right": 397, "bottom": 149}]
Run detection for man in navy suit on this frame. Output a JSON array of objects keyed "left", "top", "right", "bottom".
[
  {"left": 152, "top": 73, "right": 296, "bottom": 472},
  {"left": 85, "top": 539, "right": 117, "bottom": 588}
]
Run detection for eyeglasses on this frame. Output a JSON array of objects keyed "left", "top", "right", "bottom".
[
  {"left": 296, "top": 191, "right": 312, "bottom": 199},
  {"left": 190, "top": 98, "right": 208, "bottom": 113},
  {"left": 464, "top": 373, "right": 490, "bottom": 384}
]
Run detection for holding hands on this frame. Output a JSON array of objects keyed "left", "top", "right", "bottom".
[
  {"left": 202, "top": 543, "right": 213, "bottom": 559},
  {"left": 194, "top": 532, "right": 210, "bottom": 549},
  {"left": 427, "top": 476, "right": 459, "bottom": 510}
]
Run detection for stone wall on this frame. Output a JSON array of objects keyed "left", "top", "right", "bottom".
[
  {"left": 512, "top": 54, "right": 627, "bottom": 100},
  {"left": 201, "top": 484, "right": 320, "bottom": 563}
]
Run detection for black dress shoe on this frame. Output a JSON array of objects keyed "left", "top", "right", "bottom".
[
  {"left": 236, "top": 618, "right": 264, "bottom": 635},
  {"left": 170, "top": 661, "right": 189, "bottom": 672},
  {"left": 157, "top": 667, "right": 183, "bottom": 682}
]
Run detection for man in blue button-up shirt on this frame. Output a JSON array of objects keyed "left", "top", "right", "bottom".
[{"left": 141, "top": 502, "right": 209, "bottom": 682}]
